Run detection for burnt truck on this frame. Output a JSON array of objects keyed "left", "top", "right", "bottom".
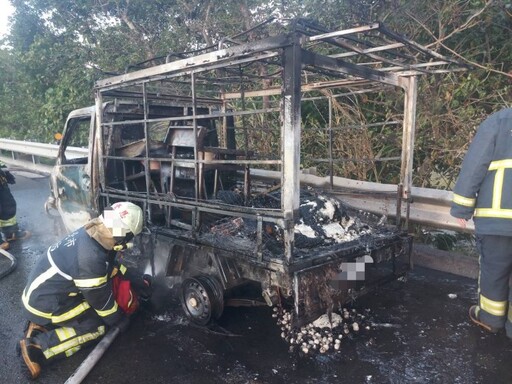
[{"left": 45, "top": 19, "right": 464, "bottom": 326}]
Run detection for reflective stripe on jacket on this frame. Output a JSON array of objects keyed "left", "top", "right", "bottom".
[
  {"left": 451, "top": 108, "right": 512, "bottom": 235},
  {"left": 22, "top": 227, "right": 123, "bottom": 326}
]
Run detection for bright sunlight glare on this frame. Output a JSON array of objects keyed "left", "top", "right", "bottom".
[{"left": 0, "top": 0, "right": 14, "bottom": 38}]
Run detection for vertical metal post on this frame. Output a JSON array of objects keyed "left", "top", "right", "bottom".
[
  {"left": 95, "top": 90, "right": 105, "bottom": 199},
  {"left": 281, "top": 34, "right": 302, "bottom": 262},
  {"left": 221, "top": 95, "right": 227, "bottom": 149},
  {"left": 257, "top": 216, "right": 263, "bottom": 261},
  {"left": 328, "top": 96, "right": 333, "bottom": 188},
  {"left": 191, "top": 72, "right": 199, "bottom": 202},
  {"left": 399, "top": 75, "right": 417, "bottom": 230},
  {"left": 239, "top": 66, "right": 250, "bottom": 205},
  {"left": 191, "top": 72, "right": 201, "bottom": 233},
  {"left": 142, "top": 83, "right": 152, "bottom": 223}
]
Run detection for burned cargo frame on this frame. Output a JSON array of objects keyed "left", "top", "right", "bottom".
[{"left": 58, "top": 20, "right": 465, "bottom": 326}]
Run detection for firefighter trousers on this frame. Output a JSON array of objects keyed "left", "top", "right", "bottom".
[
  {"left": 30, "top": 307, "right": 106, "bottom": 364},
  {"left": 0, "top": 187, "right": 17, "bottom": 237},
  {"left": 476, "top": 234, "right": 512, "bottom": 336}
]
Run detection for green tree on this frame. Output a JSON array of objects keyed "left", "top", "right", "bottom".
[
  {"left": 0, "top": 0, "right": 510, "bottom": 191},
  {"left": 381, "top": 0, "right": 512, "bottom": 188}
]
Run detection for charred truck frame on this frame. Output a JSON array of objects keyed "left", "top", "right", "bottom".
[{"left": 47, "top": 20, "right": 465, "bottom": 326}]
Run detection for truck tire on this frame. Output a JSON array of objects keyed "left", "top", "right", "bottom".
[{"left": 180, "top": 275, "right": 224, "bottom": 325}]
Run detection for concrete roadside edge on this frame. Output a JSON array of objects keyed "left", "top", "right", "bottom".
[{"left": 412, "top": 243, "right": 479, "bottom": 280}]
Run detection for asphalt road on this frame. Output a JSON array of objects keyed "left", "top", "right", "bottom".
[{"left": 1, "top": 173, "right": 512, "bottom": 384}]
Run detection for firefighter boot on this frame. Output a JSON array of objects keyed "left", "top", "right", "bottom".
[
  {"left": 2, "top": 224, "right": 31, "bottom": 242},
  {"left": 24, "top": 321, "right": 48, "bottom": 339},
  {"left": 469, "top": 305, "right": 500, "bottom": 333},
  {"left": 0, "top": 239, "right": 9, "bottom": 250},
  {"left": 11, "top": 229, "right": 31, "bottom": 241},
  {"left": 0, "top": 231, "right": 10, "bottom": 250},
  {"left": 18, "top": 338, "right": 44, "bottom": 380}
]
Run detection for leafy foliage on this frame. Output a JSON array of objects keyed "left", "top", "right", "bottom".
[{"left": 0, "top": 0, "right": 510, "bottom": 188}]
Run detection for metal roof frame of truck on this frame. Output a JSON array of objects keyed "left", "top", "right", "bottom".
[
  {"left": 53, "top": 18, "right": 467, "bottom": 325},
  {"left": 92, "top": 18, "right": 466, "bottom": 247}
]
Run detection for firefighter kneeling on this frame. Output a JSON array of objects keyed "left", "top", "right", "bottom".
[{"left": 18, "top": 202, "right": 151, "bottom": 380}]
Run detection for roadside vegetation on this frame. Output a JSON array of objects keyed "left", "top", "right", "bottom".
[{"left": 0, "top": 0, "right": 510, "bottom": 194}]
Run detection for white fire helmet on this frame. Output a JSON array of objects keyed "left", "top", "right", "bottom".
[{"left": 102, "top": 201, "right": 143, "bottom": 237}]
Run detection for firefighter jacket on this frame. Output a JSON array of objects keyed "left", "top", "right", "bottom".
[
  {"left": 0, "top": 168, "right": 15, "bottom": 188},
  {"left": 0, "top": 168, "right": 16, "bottom": 222},
  {"left": 451, "top": 108, "right": 512, "bottom": 236},
  {"left": 22, "top": 220, "right": 125, "bottom": 326}
]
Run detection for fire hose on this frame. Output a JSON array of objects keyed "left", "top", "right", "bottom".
[
  {"left": 64, "top": 317, "right": 129, "bottom": 384},
  {"left": 0, "top": 247, "right": 17, "bottom": 279}
]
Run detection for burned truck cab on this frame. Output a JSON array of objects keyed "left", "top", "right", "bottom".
[{"left": 47, "top": 19, "right": 465, "bottom": 327}]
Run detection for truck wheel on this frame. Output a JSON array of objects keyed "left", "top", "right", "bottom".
[{"left": 180, "top": 276, "right": 224, "bottom": 325}]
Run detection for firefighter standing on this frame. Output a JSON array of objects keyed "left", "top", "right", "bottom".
[
  {"left": 0, "top": 164, "right": 30, "bottom": 249},
  {"left": 451, "top": 107, "right": 512, "bottom": 338},
  {"left": 18, "top": 201, "right": 149, "bottom": 380}
]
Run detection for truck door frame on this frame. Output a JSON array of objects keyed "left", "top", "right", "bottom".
[{"left": 52, "top": 106, "right": 97, "bottom": 232}]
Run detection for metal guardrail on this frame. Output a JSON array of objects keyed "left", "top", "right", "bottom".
[
  {"left": 0, "top": 139, "right": 471, "bottom": 232},
  {"left": 252, "top": 169, "right": 472, "bottom": 232},
  {"left": 0, "top": 138, "right": 87, "bottom": 174}
]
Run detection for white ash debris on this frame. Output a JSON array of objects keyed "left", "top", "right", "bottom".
[
  {"left": 294, "top": 222, "right": 317, "bottom": 238},
  {"left": 210, "top": 190, "right": 388, "bottom": 252},
  {"left": 318, "top": 198, "right": 337, "bottom": 221},
  {"left": 293, "top": 194, "right": 379, "bottom": 248},
  {"left": 322, "top": 222, "right": 360, "bottom": 243},
  {"left": 272, "top": 306, "right": 371, "bottom": 354},
  {"left": 311, "top": 313, "right": 342, "bottom": 329}
]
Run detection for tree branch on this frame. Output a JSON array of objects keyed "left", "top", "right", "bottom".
[
  {"left": 406, "top": 1, "right": 511, "bottom": 79},
  {"left": 438, "top": 41, "right": 512, "bottom": 79},
  {"left": 427, "top": 0, "right": 496, "bottom": 46}
]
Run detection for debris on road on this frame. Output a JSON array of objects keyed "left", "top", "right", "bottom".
[{"left": 273, "top": 306, "right": 371, "bottom": 354}]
